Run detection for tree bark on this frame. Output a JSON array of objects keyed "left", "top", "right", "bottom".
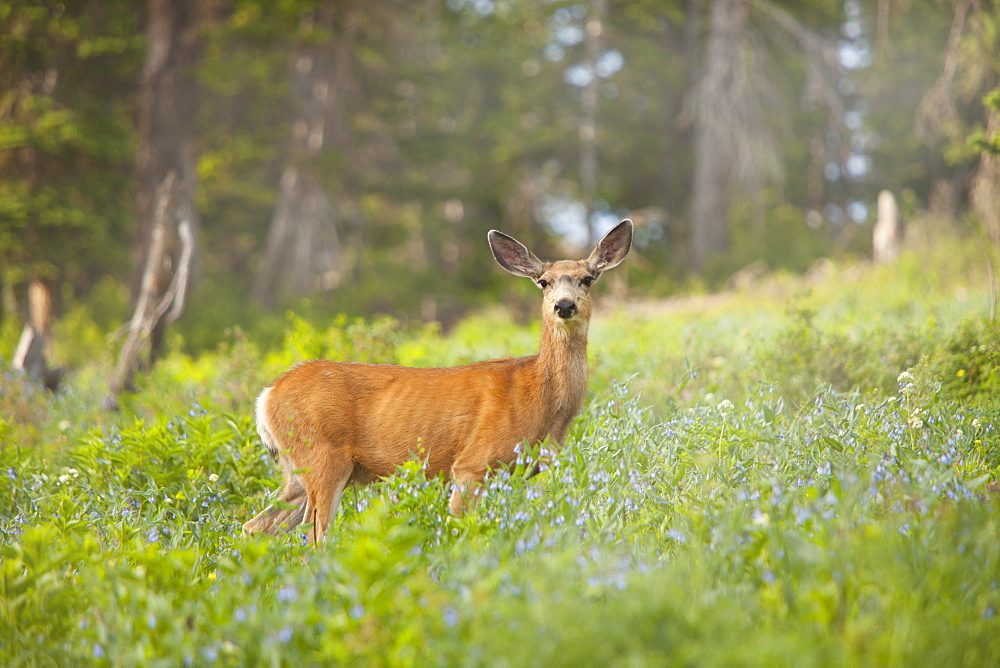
[
  {"left": 689, "top": 0, "right": 748, "bottom": 272},
  {"left": 106, "top": 174, "right": 194, "bottom": 411},
  {"left": 659, "top": 0, "right": 704, "bottom": 258},
  {"left": 873, "top": 189, "right": 903, "bottom": 264},
  {"left": 135, "top": 0, "right": 203, "bottom": 360},
  {"left": 253, "top": 5, "right": 357, "bottom": 309},
  {"left": 579, "top": 0, "right": 606, "bottom": 249},
  {"left": 12, "top": 280, "right": 61, "bottom": 390},
  {"left": 971, "top": 110, "right": 1000, "bottom": 245}
]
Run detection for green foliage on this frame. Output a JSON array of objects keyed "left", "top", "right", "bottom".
[
  {"left": 2, "top": 241, "right": 999, "bottom": 664},
  {"left": 972, "top": 88, "right": 1000, "bottom": 155},
  {"left": 9, "top": 0, "right": 998, "bottom": 331},
  {"left": 927, "top": 319, "right": 1000, "bottom": 402},
  {"left": 0, "top": 2, "right": 139, "bottom": 291}
]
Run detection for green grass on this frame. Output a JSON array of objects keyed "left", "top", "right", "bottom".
[{"left": 2, "top": 239, "right": 999, "bottom": 665}]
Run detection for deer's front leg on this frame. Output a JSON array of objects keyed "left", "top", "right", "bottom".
[{"left": 448, "top": 463, "right": 487, "bottom": 515}]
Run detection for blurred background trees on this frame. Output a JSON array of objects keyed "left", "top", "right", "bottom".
[{"left": 1, "top": 0, "right": 998, "bottom": 351}]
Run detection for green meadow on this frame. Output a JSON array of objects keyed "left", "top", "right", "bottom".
[{"left": 2, "top": 238, "right": 999, "bottom": 665}]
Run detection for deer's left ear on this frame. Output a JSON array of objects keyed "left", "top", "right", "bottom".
[{"left": 587, "top": 219, "right": 632, "bottom": 274}]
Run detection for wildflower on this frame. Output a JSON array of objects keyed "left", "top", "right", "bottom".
[
  {"left": 277, "top": 584, "right": 297, "bottom": 603},
  {"left": 956, "top": 369, "right": 966, "bottom": 378},
  {"left": 752, "top": 510, "right": 770, "bottom": 527},
  {"left": 794, "top": 506, "right": 812, "bottom": 525},
  {"left": 208, "top": 473, "right": 219, "bottom": 482},
  {"left": 717, "top": 399, "right": 734, "bottom": 412},
  {"left": 666, "top": 528, "right": 686, "bottom": 544}
]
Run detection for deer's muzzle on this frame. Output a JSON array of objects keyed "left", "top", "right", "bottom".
[{"left": 554, "top": 300, "right": 578, "bottom": 319}]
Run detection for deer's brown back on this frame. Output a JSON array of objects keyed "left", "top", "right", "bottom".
[{"left": 264, "top": 357, "right": 554, "bottom": 477}]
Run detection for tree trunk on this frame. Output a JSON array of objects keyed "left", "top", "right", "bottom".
[
  {"left": 873, "top": 189, "right": 903, "bottom": 264},
  {"left": 135, "top": 0, "right": 202, "bottom": 361},
  {"left": 579, "top": 0, "right": 606, "bottom": 249},
  {"left": 12, "top": 280, "right": 61, "bottom": 390},
  {"left": 688, "top": 0, "right": 748, "bottom": 272},
  {"left": 972, "top": 111, "right": 1000, "bottom": 245},
  {"left": 254, "top": 5, "right": 357, "bottom": 309},
  {"left": 106, "top": 174, "right": 194, "bottom": 411},
  {"left": 659, "top": 0, "right": 704, "bottom": 261}
]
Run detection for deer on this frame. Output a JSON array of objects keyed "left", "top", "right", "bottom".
[{"left": 242, "top": 219, "right": 632, "bottom": 544}]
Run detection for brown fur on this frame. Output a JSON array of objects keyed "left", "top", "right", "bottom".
[{"left": 242, "top": 220, "right": 632, "bottom": 543}]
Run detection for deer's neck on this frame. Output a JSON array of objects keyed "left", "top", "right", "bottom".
[{"left": 537, "top": 316, "right": 589, "bottom": 413}]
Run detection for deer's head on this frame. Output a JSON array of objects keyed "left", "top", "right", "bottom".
[{"left": 488, "top": 220, "right": 633, "bottom": 329}]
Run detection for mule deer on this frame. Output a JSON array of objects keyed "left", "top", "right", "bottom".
[{"left": 242, "top": 220, "right": 632, "bottom": 543}]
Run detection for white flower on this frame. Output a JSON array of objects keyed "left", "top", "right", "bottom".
[
  {"left": 208, "top": 473, "right": 219, "bottom": 482},
  {"left": 897, "top": 371, "right": 914, "bottom": 384},
  {"left": 717, "top": 399, "right": 734, "bottom": 412}
]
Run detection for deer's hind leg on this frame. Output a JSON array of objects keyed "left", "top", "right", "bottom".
[
  {"left": 301, "top": 448, "right": 355, "bottom": 545},
  {"left": 243, "top": 454, "right": 308, "bottom": 536}
]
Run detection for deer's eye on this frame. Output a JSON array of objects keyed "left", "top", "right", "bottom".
[
  {"left": 537, "top": 279, "right": 549, "bottom": 289},
  {"left": 582, "top": 276, "right": 595, "bottom": 287}
]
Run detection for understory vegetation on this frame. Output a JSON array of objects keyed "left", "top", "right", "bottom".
[{"left": 2, "top": 239, "right": 999, "bottom": 665}]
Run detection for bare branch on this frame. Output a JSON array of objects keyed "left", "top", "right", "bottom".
[
  {"left": 104, "top": 172, "right": 193, "bottom": 411},
  {"left": 750, "top": 0, "right": 845, "bottom": 123},
  {"left": 914, "top": 0, "right": 970, "bottom": 144}
]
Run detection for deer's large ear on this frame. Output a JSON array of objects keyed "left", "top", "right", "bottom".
[
  {"left": 587, "top": 219, "right": 632, "bottom": 274},
  {"left": 489, "top": 230, "right": 545, "bottom": 279}
]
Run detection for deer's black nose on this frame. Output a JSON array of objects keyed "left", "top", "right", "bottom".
[{"left": 554, "top": 300, "right": 577, "bottom": 319}]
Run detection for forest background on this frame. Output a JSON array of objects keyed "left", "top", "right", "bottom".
[
  {"left": 3, "top": 2, "right": 1000, "bottom": 662},
  {"left": 2, "top": 0, "right": 1000, "bottom": 357}
]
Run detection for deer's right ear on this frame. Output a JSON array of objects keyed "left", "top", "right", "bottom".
[{"left": 488, "top": 230, "right": 545, "bottom": 279}]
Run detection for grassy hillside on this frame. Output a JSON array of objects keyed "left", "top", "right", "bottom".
[{"left": 2, "top": 238, "right": 999, "bottom": 665}]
